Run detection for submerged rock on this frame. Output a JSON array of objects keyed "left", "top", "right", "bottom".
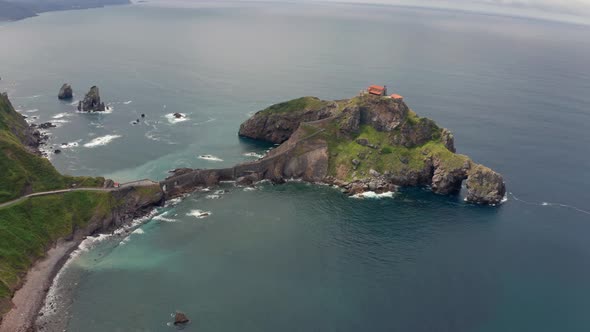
[
  {"left": 77, "top": 86, "right": 106, "bottom": 112},
  {"left": 38, "top": 122, "right": 56, "bottom": 129},
  {"left": 173, "top": 112, "right": 184, "bottom": 119},
  {"left": 57, "top": 83, "right": 73, "bottom": 100}
]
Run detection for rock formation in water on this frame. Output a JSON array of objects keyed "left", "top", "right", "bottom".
[
  {"left": 57, "top": 83, "right": 73, "bottom": 100},
  {"left": 174, "top": 312, "right": 190, "bottom": 325},
  {"left": 78, "top": 86, "right": 106, "bottom": 112},
  {"left": 236, "top": 93, "right": 506, "bottom": 205}
]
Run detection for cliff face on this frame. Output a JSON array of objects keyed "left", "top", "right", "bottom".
[
  {"left": 78, "top": 86, "right": 106, "bottom": 112},
  {"left": 235, "top": 94, "right": 506, "bottom": 205},
  {"left": 239, "top": 97, "right": 336, "bottom": 144}
]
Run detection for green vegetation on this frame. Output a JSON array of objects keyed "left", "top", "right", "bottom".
[
  {"left": 320, "top": 124, "right": 467, "bottom": 181},
  {"left": 0, "top": 94, "right": 104, "bottom": 203},
  {"left": 261, "top": 96, "right": 330, "bottom": 114},
  {"left": 0, "top": 191, "right": 116, "bottom": 314}
]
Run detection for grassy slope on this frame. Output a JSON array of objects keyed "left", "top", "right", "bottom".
[
  {"left": 261, "top": 96, "right": 330, "bottom": 114},
  {"left": 0, "top": 192, "right": 115, "bottom": 301},
  {"left": 0, "top": 94, "right": 109, "bottom": 315},
  {"left": 0, "top": 94, "right": 104, "bottom": 203},
  {"left": 313, "top": 102, "right": 468, "bottom": 181}
]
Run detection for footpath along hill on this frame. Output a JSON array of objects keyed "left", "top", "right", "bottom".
[{"left": 0, "top": 93, "right": 163, "bottom": 321}]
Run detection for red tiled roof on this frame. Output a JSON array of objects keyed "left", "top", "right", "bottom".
[
  {"left": 368, "top": 85, "right": 385, "bottom": 95},
  {"left": 390, "top": 94, "right": 403, "bottom": 100}
]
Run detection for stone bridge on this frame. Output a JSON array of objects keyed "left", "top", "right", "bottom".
[{"left": 159, "top": 126, "right": 329, "bottom": 198}]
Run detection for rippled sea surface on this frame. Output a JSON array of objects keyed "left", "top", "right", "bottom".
[{"left": 1, "top": 2, "right": 589, "bottom": 331}]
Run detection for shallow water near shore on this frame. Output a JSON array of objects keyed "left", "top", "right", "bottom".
[{"left": 1, "top": 2, "right": 590, "bottom": 331}]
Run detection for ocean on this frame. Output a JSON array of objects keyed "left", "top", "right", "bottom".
[{"left": 1, "top": 1, "right": 589, "bottom": 331}]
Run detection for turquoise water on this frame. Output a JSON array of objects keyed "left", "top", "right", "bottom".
[{"left": 1, "top": 2, "right": 590, "bottom": 331}]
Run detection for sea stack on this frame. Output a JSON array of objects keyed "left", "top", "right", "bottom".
[
  {"left": 57, "top": 83, "right": 73, "bottom": 100},
  {"left": 174, "top": 311, "right": 190, "bottom": 325},
  {"left": 78, "top": 86, "right": 106, "bottom": 112}
]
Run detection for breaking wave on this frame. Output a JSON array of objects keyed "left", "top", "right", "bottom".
[
  {"left": 165, "top": 113, "right": 189, "bottom": 124},
  {"left": 198, "top": 154, "right": 223, "bottom": 162},
  {"left": 187, "top": 209, "right": 212, "bottom": 219},
  {"left": 351, "top": 191, "right": 395, "bottom": 199},
  {"left": 83, "top": 134, "right": 122, "bottom": 148},
  {"left": 59, "top": 141, "right": 80, "bottom": 149},
  {"left": 52, "top": 112, "right": 73, "bottom": 119},
  {"left": 243, "top": 152, "right": 265, "bottom": 159}
]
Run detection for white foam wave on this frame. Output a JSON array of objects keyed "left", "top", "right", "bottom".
[
  {"left": 243, "top": 152, "right": 265, "bottom": 159},
  {"left": 243, "top": 187, "right": 256, "bottom": 191},
  {"left": 52, "top": 112, "right": 73, "bottom": 119},
  {"left": 76, "top": 106, "right": 113, "bottom": 114},
  {"left": 83, "top": 134, "right": 122, "bottom": 148},
  {"left": 153, "top": 214, "right": 177, "bottom": 222},
  {"left": 123, "top": 100, "right": 133, "bottom": 105},
  {"left": 165, "top": 113, "right": 189, "bottom": 124},
  {"left": 69, "top": 100, "right": 79, "bottom": 106},
  {"left": 25, "top": 108, "right": 39, "bottom": 113},
  {"left": 60, "top": 141, "right": 80, "bottom": 149},
  {"left": 206, "top": 195, "right": 221, "bottom": 199},
  {"left": 187, "top": 209, "right": 211, "bottom": 219},
  {"left": 351, "top": 191, "right": 395, "bottom": 199},
  {"left": 198, "top": 154, "right": 223, "bottom": 162},
  {"left": 132, "top": 228, "right": 145, "bottom": 235}
]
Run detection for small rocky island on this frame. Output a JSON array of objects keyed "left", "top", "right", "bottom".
[
  {"left": 78, "top": 86, "right": 106, "bottom": 112},
  {"left": 57, "top": 83, "right": 73, "bottom": 100},
  {"left": 237, "top": 87, "right": 506, "bottom": 204}
]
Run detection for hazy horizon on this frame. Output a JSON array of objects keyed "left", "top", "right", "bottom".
[{"left": 138, "top": 0, "right": 590, "bottom": 25}]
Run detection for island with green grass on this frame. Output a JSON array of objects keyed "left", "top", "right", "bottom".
[{"left": 237, "top": 88, "right": 506, "bottom": 204}]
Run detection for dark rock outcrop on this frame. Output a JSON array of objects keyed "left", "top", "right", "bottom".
[
  {"left": 174, "top": 312, "right": 190, "bottom": 325},
  {"left": 38, "top": 122, "right": 56, "bottom": 129},
  {"left": 77, "top": 86, "right": 106, "bottom": 112},
  {"left": 57, "top": 84, "right": 73, "bottom": 100},
  {"left": 465, "top": 165, "right": 506, "bottom": 205},
  {"left": 238, "top": 97, "right": 336, "bottom": 144},
  {"left": 359, "top": 97, "right": 408, "bottom": 131}
]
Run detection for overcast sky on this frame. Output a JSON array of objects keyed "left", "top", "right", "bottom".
[{"left": 314, "top": 0, "right": 590, "bottom": 24}]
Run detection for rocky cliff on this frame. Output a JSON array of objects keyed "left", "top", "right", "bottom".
[
  {"left": 239, "top": 97, "right": 336, "bottom": 143},
  {"left": 78, "top": 86, "right": 106, "bottom": 112},
  {"left": 236, "top": 94, "right": 506, "bottom": 205}
]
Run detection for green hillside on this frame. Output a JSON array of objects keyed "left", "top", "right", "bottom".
[{"left": 0, "top": 93, "right": 104, "bottom": 203}]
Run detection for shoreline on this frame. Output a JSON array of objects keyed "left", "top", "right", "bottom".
[
  {"left": 0, "top": 204, "right": 163, "bottom": 332},
  {"left": 0, "top": 239, "right": 81, "bottom": 332}
]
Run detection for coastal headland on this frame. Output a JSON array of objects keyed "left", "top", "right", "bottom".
[{"left": 0, "top": 89, "right": 505, "bottom": 331}]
